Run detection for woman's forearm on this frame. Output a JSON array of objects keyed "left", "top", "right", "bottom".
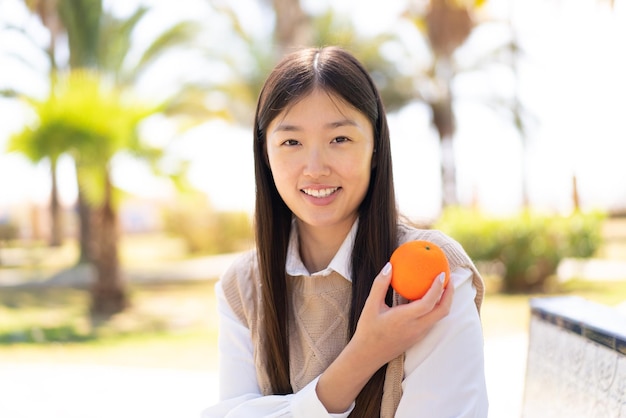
[{"left": 315, "top": 338, "right": 382, "bottom": 413}]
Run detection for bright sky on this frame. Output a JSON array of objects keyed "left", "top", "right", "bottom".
[{"left": 1, "top": 0, "right": 625, "bottom": 222}]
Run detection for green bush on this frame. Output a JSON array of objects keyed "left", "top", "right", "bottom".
[
  {"left": 162, "top": 194, "right": 253, "bottom": 255},
  {"left": 0, "top": 221, "right": 19, "bottom": 242},
  {"left": 436, "top": 208, "right": 605, "bottom": 293}
]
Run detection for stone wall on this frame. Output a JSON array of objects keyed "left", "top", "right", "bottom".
[{"left": 523, "top": 296, "right": 626, "bottom": 417}]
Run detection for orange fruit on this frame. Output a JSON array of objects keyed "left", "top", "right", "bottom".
[{"left": 390, "top": 240, "right": 450, "bottom": 300}]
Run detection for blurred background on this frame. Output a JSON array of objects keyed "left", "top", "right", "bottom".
[{"left": 0, "top": 0, "right": 625, "bottom": 417}]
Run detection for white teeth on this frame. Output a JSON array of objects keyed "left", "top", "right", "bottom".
[{"left": 302, "top": 187, "right": 338, "bottom": 198}]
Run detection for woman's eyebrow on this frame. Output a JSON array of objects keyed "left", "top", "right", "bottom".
[
  {"left": 271, "top": 123, "right": 301, "bottom": 133},
  {"left": 272, "top": 119, "right": 358, "bottom": 134},
  {"left": 326, "top": 119, "right": 358, "bottom": 129}
]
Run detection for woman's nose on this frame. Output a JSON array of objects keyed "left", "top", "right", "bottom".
[{"left": 303, "top": 148, "right": 331, "bottom": 178}]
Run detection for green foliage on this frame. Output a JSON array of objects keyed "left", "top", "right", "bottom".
[
  {"left": 8, "top": 70, "right": 158, "bottom": 206},
  {"left": 0, "top": 221, "right": 19, "bottom": 243},
  {"left": 162, "top": 194, "right": 253, "bottom": 255},
  {"left": 210, "top": 212, "right": 255, "bottom": 253},
  {"left": 436, "top": 207, "right": 606, "bottom": 292},
  {"left": 558, "top": 211, "right": 606, "bottom": 258}
]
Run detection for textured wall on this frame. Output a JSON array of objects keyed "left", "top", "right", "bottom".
[{"left": 523, "top": 297, "right": 626, "bottom": 417}]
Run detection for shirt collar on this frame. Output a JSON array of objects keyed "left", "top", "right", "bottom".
[{"left": 285, "top": 219, "right": 358, "bottom": 282}]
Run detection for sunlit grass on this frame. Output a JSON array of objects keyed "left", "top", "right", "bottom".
[{"left": 0, "top": 281, "right": 220, "bottom": 370}]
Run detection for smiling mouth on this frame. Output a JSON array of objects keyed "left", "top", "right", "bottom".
[{"left": 301, "top": 187, "right": 339, "bottom": 198}]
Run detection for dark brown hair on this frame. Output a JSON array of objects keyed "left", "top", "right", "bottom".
[{"left": 253, "top": 46, "right": 398, "bottom": 416}]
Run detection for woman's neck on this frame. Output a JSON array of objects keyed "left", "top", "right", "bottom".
[{"left": 297, "top": 220, "right": 354, "bottom": 274}]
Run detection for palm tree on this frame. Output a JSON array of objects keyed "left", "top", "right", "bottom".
[
  {"left": 58, "top": 1, "right": 219, "bottom": 317},
  {"left": 402, "top": 0, "right": 480, "bottom": 208},
  {"left": 403, "top": 0, "right": 529, "bottom": 210},
  {"left": 9, "top": 70, "right": 159, "bottom": 316},
  {"left": 56, "top": 0, "right": 208, "bottom": 265},
  {"left": 5, "top": 0, "right": 219, "bottom": 317}
]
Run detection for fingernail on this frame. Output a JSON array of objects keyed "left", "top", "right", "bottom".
[
  {"left": 437, "top": 272, "right": 446, "bottom": 284},
  {"left": 382, "top": 262, "right": 392, "bottom": 276}
]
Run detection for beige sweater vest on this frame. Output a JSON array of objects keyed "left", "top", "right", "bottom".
[{"left": 221, "top": 226, "right": 484, "bottom": 417}]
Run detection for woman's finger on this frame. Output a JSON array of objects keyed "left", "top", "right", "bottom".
[
  {"left": 402, "top": 271, "right": 450, "bottom": 317},
  {"left": 418, "top": 271, "right": 446, "bottom": 304},
  {"left": 369, "top": 262, "right": 392, "bottom": 301},
  {"left": 432, "top": 282, "right": 454, "bottom": 314}
]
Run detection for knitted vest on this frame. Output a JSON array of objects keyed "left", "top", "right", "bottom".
[{"left": 220, "top": 226, "right": 484, "bottom": 417}]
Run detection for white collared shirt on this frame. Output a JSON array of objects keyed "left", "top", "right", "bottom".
[
  {"left": 202, "top": 221, "right": 488, "bottom": 418},
  {"left": 285, "top": 219, "right": 357, "bottom": 280}
]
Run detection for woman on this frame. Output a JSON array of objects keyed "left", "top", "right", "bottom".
[{"left": 203, "top": 46, "right": 487, "bottom": 417}]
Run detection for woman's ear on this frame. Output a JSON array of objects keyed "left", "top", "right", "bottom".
[{"left": 371, "top": 148, "right": 377, "bottom": 169}]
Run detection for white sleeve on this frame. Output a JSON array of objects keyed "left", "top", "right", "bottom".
[
  {"left": 201, "top": 280, "right": 354, "bottom": 418},
  {"left": 395, "top": 267, "right": 489, "bottom": 417}
]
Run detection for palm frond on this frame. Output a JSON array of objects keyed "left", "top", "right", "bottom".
[
  {"left": 97, "top": 6, "right": 149, "bottom": 76},
  {"left": 311, "top": 10, "right": 416, "bottom": 111},
  {"left": 1, "top": 22, "right": 49, "bottom": 52},
  {"left": 159, "top": 84, "right": 232, "bottom": 128},
  {"left": 456, "top": 37, "right": 524, "bottom": 74},
  {"left": 213, "top": 4, "right": 254, "bottom": 45},
  {"left": 129, "top": 20, "right": 202, "bottom": 84},
  {"left": 57, "top": 0, "right": 103, "bottom": 67}
]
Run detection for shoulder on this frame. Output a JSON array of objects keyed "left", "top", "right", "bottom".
[
  {"left": 397, "top": 223, "right": 464, "bottom": 258},
  {"left": 397, "top": 223, "right": 485, "bottom": 311},
  {"left": 221, "top": 250, "right": 259, "bottom": 286},
  {"left": 220, "top": 249, "right": 260, "bottom": 326}
]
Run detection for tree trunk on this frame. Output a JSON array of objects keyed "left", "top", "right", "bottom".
[
  {"left": 271, "top": 0, "right": 312, "bottom": 54},
  {"left": 430, "top": 86, "right": 458, "bottom": 208},
  {"left": 423, "top": 0, "right": 475, "bottom": 210},
  {"left": 42, "top": 0, "right": 63, "bottom": 247},
  {"left": 76, "top": 187, "right": 93, "bottom": 264},
  {"left": 30, "top": 204, "right": 42, "bottom": 242},
  {"left": 440, "top": 134, "right": 458, "bottom": 208},
  {"left": 75, "top": 158, "right": 94, "bottom": 264},
  {"left": 49, "top": 159, "right": 63, "bottom": 246},
  {"left": 89, "top": 172, "right": 127, "bottom": 319}
]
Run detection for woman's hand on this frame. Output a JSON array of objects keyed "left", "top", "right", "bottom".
[
  {"left": 352, "top": 262, "right": 454, "bottom": 367},
  {"left": 316, "top": 262, "right": 454, "bottom": 413}
]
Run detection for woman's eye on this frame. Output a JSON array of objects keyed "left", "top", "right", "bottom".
[
  {"left": 332, "top": 136, "right": 349, "bottom": 144},
  {"left": 282, "top": 139, "right": 300, "bottom": 146}
]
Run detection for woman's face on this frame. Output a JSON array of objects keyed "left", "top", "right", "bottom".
[{"left": 266, "top": 89, "right": 375, "bottom": 234}]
